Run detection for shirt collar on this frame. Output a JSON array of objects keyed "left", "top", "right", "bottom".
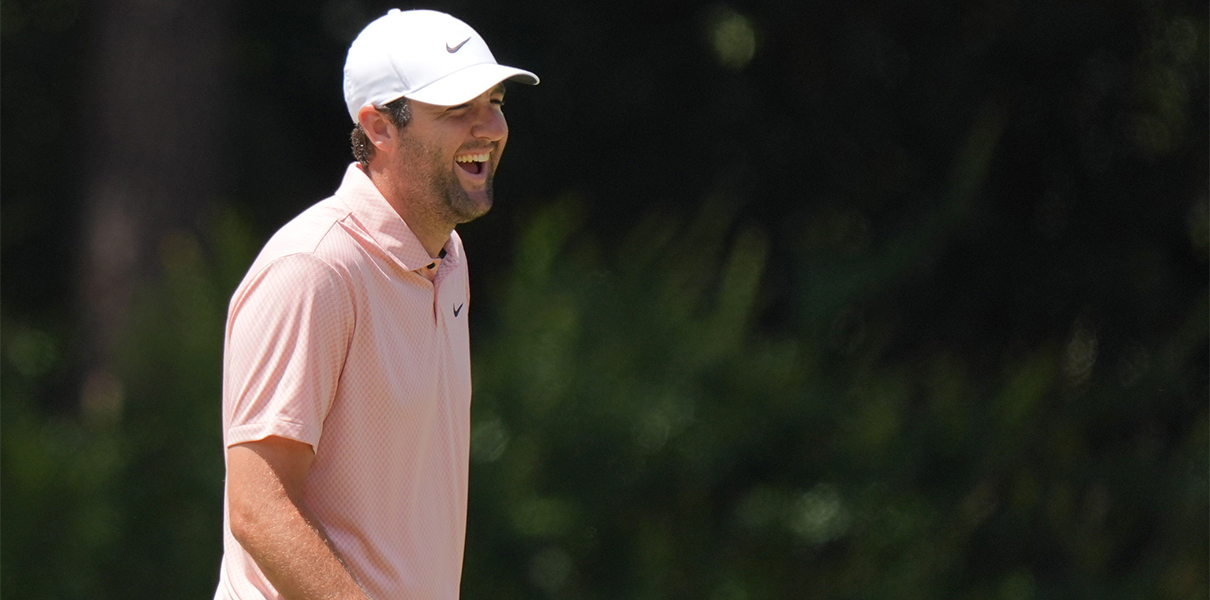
[{"left": 333, "top": 163, "right": 463, "bottom": 273}]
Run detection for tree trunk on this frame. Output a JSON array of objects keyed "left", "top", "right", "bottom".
[{"left": 80, "top": 0, "right": 228, "bottom": 411}]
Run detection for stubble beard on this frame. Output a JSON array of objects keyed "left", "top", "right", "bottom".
[
  {"left": 439, "top": 166, "right": 494, "bottom": 225},
  {"left": 400, "top": 136, "right": 494, "bottom": 226}
]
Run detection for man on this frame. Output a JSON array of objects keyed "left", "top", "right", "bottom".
[{"left": 215, "top": 9, "right": 537, "bottom": 599}]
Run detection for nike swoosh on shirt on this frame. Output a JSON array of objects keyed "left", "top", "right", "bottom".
[
  {"left": 446, "top": 37, "right": 470, "bottom": 53},
  {"left": 453, "top": 303, "right": 464, "bottom": 317}
]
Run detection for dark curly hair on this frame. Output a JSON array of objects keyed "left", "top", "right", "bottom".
[{"left": 350, "top": 96, "right": 412, "bottom": 167}]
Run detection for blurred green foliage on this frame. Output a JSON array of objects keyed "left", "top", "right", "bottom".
[
  {"left": 460, "top": 159, "right": 1208, "bottom": 600},
  {"left": 2, "top": 0, "right": 1207, "bottom": 598},
  {"left": 1, "top": 210, "right": 258, "bottom": 596}
]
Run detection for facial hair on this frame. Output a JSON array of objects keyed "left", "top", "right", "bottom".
[{"left": 397, "top": 134, "right": 494, "bottom": 226}]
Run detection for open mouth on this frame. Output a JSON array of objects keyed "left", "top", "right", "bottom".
[{"left": 455, "top": 151, "right": 491, "bottom": 176}]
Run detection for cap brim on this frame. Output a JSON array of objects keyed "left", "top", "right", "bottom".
[{"left": 402, "top": 63, "right": 539, "bottom": 107}]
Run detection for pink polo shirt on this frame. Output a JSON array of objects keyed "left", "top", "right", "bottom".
[{"left": 216, "top": 163, "right": 472, "bottom": 599}]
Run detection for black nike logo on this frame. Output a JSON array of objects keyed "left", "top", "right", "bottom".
[{"left": 453, "top": 303, "right": 464, "bottom": 317}]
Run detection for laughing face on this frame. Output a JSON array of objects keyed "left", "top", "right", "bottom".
[{"left": 392, "top": 85, "right": 508, "bottom": 226}]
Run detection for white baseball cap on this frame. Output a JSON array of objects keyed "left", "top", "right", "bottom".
[{"left": 343, "top": 9, "right": 539, "bottom": 121}]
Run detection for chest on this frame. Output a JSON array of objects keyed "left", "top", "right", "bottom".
[{"left": 341, "top": 264, "right": 472, "bottom": 416}]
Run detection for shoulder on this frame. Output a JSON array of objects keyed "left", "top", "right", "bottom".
[
  {"left": 229, "top": 252, "right": 354, "bottom": 319},
  {"left": 257, "top": 197, "right": 354, "bottom": 262},
  {"left": 244, "top": 195, "right": 375, "bottom": 276},
  {"left": 230, "top": 197, "right": 361, "bottom": 308}
]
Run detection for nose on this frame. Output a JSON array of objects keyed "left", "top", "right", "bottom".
[{"left": 471, "top": 103, "right": 507, "bottom": 143}]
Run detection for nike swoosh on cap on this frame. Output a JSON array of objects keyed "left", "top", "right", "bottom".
[{"left": 446, "top": 37, "right": 470, "bottom": 53}]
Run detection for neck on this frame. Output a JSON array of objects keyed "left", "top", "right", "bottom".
[{"left": 361, "top": 162, "right": 452, "bottom": 258}]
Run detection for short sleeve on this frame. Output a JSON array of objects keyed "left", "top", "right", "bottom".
[{"left": 222, "top": 253, "right": 355, "bottom": 451}]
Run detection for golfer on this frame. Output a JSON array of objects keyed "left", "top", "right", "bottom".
[{"left": 214, "top": 9, "right": 537, "bottom": 599}]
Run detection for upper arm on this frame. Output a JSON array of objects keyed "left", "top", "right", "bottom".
[
  {"left": 224, "top": 253, "right": 355, "bottom": 451},
  {"left": 227, "top": 436, "right": 315, "bottom": 538}
]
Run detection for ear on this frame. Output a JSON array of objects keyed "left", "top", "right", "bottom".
[{"left": 357, "top": 104, "right": 396, "bottom": 154}]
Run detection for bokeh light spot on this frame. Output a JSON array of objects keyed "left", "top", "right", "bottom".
[
  {"left": 791, "top": 484, "right": 850, "bottom": 544},
  {"left": 470, "top": 418, "right": 510, "bottom": 463},
  {"left": 710, "top": 7, "right": 756, "bottom": 71}
]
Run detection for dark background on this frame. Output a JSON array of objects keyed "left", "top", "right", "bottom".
[{"left": 2, "top": 0, "right": 1207, "bottom": 598}]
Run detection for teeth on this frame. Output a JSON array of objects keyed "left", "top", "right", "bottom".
[{"left": 455, "top": 152, "right": 491, "bottom": 163}]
